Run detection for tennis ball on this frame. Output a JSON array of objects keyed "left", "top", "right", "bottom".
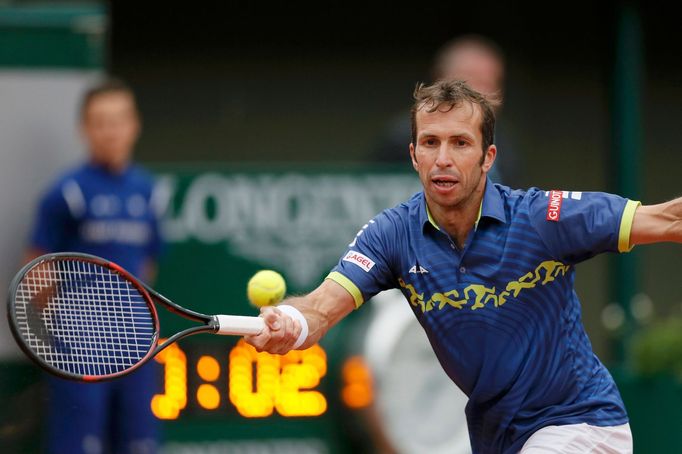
[{"left": 247, "top": 270, "right": 286, "bottom": 307}]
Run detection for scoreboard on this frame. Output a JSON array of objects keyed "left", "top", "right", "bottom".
[
  {"left": 150, "top": 337, "right": 369, "bottom": 453},
  {"left": 152, "top": 340, "right": 330, "bottom": 420}
]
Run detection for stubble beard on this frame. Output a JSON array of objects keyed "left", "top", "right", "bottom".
[{"left": 442, "top": 165, "right": 485, "bottom": 211}]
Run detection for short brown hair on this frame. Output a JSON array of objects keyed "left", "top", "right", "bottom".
[
  {"left": 410, "top": 79, "right": 496, "bottom": 153},
  {"left": 80, "top": 78, "right": 137, "bottom": 119}
]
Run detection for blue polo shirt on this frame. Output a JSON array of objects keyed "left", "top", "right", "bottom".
[
  {"left": 30, "top": 161, "right": 162, "bottom": 277},
  {"left": 328, "top": 178, "right": 639, "bottom": 454}
]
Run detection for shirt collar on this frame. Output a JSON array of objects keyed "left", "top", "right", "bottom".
[
  {"left": 420, "top": 177, "right": 507, "bottom": 232},
  {"left": 477, "top": 176, "right": 507, "bottom": 227}
]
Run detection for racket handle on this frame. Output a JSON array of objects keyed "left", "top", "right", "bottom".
[{"left": 215, "top": 315, "right": 265, "bottom": 336}]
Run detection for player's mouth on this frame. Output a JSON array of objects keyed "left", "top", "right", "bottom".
[{"left": 431, "top": 176, "right": 459, "bottom": 191}]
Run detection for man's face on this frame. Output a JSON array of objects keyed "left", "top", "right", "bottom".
[
  {"left": 81, "top": 92, "right": 140, "bottom": 170},
  {"left": 409, "top": 102, "right": 495, "bottom": 210}
]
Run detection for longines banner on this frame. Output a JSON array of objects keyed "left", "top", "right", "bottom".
[{"left": 153, "top": 166, "right": 421, "bottom": 321}]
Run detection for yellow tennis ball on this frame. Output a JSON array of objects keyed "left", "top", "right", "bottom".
[{"left": 247, "top": 270, "right": 286, "bottom": 307}]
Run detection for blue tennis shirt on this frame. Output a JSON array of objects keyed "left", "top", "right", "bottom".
[
  {"left": 328, "top": 178, "right": 639, "bottom": 453},
  {"left": 30, "top": 162, "right": 162, "bottom": 277}
]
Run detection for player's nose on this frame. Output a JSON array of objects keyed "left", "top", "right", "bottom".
[{"left": 434, "top": 145, "right": 454, "bottom": 167}]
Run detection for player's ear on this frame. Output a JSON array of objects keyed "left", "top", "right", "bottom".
[
  {"left": 481, "top": 144, "right": 496, "bottom": 173},
  {"left": 410, "top": 143, "right": 419, "bottom": 171}
]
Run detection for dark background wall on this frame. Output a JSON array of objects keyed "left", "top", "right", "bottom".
[{"left": 110, "top": 1, "right": 680, "bottom": 167}]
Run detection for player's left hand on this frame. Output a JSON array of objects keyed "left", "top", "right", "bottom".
[{"left": 244, "top": 306, "right": 302, "bottom": 355}]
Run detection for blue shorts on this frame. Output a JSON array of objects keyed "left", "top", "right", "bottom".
[{"left": 45, "top": 361, "right": 161, "bottom": 454}]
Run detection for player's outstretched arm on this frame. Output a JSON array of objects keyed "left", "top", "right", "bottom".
[
  {"left": 244, "top": 279, "right": 356, "bottom": 355},
  {"left": 631, "top": 196, "right": 682, "bottom": 246}
]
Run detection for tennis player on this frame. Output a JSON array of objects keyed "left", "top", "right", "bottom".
[
  {"left": 26, "top": 79, "right": 163, "bottom": 454},
  {"left": 246, "top": 79, "right": 682, "bottom": 453}
]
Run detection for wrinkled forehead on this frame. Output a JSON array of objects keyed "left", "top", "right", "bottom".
[{"left": 415, "top": 100, "right": 482, "bottom": 130}]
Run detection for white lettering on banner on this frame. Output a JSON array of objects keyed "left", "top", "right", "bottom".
[
  {"left": 342, "top": 251, "right": 375, "bottom": 272},
  {"left": 159, "top": 173, "right": 421, "bottom": 287}
]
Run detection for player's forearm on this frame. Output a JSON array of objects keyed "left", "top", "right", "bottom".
[
  {"left": 632, "top": 197, "right": 682, "bottom": 245},
  {"left": 660, "top": 197, "right": 682, "bottom": 242},
  {"left": 247, "top": 279, "right": 355, "bottom": 354},
  {"left": 283, "top": 282, "right": 355, "bottom": 349},
  {"left": 280, "top": 296, "right": 331, "bottom": 348}
]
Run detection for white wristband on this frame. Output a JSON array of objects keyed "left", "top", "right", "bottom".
[{"left": 276, "top": 304, "right": 309, "bottom": 349}]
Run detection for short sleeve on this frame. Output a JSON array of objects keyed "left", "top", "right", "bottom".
[
  {"left": 326, "top": 212, "right": 398, "bottom": 308},
  {"left": 29, "top": 183, "right": 75, "bottom": 252},
  {"left": 528, "top": 189, "right": 640, "bottom": 265}
]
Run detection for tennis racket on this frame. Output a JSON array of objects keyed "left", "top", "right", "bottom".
[{"left": 7, "top": 252, "right": 265, "bottom": 382}]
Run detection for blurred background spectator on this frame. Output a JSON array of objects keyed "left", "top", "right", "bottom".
[
  {"left": 372, "top": 34, "right": 522, "bottom": 186},
  {"left": 24, "top": 78, "right": 163, "bottom": 454}
]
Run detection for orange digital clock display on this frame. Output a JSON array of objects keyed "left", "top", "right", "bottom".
[{"left": 150, "top": 339, "right": 328, "bottom": 420}]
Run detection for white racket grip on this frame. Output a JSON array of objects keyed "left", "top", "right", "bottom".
[
  {"left": 276, "top": 304, "right": 309, "bottom": 349},
  {"left": 215, "top": 315, "right": 265, "bottom": 336}
]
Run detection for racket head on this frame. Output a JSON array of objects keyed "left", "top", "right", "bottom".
[{"left": 7, "top": 252, "right": 160, "bottom": 382}]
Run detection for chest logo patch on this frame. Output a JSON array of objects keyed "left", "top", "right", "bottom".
[
  {"left": 409, "top": 264, "right": 429, "bottom": 274},
  {"left": 343, "top": 250, "right": 375, "bottom": 272}
]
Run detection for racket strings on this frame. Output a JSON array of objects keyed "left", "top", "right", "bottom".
[{"left": 14, "top": 259, "right": 155, "bottom": 377}]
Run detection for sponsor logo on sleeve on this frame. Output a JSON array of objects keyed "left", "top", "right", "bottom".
[
  {"left": 343, "top": 251, "right": 375, "bottom": 272},
  {"left": 546, "top": 189, "right": 563, "bottom": 221}
]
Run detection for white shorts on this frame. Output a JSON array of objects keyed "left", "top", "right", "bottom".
[{"left": 520, "top": 422, "right": 632, "bottom": 453}]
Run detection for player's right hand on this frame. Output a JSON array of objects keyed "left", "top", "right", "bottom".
[{"left": 244, "top": 306, "right": 302, "bottom": 355}]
